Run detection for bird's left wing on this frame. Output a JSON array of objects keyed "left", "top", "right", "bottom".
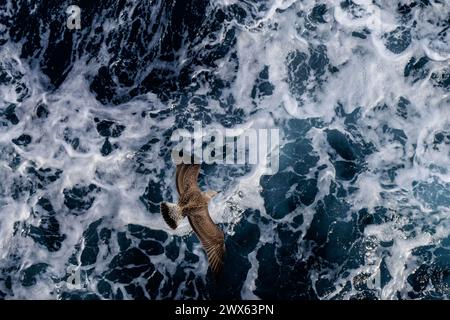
[{"left": 176, "top": 164, "right": 200, "bottom": 195}]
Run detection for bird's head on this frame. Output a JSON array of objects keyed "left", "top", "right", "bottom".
[{"left": 204, "top": 190, "right": 219, "bottom": 201}]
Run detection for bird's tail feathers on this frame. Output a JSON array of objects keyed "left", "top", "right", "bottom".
[{"left": 160, "top": 202, "right": 183, "bottom": 229}]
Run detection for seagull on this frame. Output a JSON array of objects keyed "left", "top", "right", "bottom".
[{"left": 160, "top": 164, "right": 225, "bottom": 275}]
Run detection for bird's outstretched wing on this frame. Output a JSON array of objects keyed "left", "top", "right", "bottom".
[
  {"left": 188, "top": 208, "right": 225, "bottom": 275},
  {"left": 176, "top": 164, "right": 200, "bottom": 195}
]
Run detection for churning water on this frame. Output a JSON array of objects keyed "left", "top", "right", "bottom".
[{"left": 0, "top": 0, "right": 449, "bottom": 299}]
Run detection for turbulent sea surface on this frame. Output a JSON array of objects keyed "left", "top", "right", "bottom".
[{"left": 0, "top": 0, "right": 449, "bottom": 300}]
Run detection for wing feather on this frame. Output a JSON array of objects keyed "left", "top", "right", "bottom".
[
  {"left": 175, "top": 164, "right": 186, "bottom": 195},
  {"left": 176, "top": 164, "right": 200, "bottom": 195},
  {"left": 188, "top": 209, "right": 225, "bottom": 275}
]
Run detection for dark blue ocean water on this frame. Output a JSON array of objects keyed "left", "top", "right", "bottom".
[{"left": 0, "top": 0, "right": 449, "bottom": 299}]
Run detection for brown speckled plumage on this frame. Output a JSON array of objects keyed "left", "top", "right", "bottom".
[{"left": 160, "top": 164, "right": 225, "bottom": 275}]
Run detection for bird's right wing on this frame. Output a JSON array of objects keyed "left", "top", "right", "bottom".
[{"left": 188, "top": 209, "right": 225, "bottom": 275}]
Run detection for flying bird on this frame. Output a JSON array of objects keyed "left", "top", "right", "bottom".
[{"left": 160, "top": 164, "right": 225, "bottom": 275}]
